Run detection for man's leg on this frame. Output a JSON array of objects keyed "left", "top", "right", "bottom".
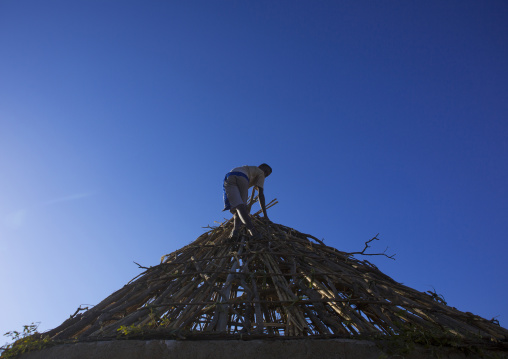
[
  {"left": 235, "top": 204, "right": 261, "bottom": 238},
  {"left": 230, "top": 212, "right": 242, "bottom": 239},
  {"left": 225, "top": 175, "right": 261, "bottom": 239},
  {"left": 224, "top": 176, "right": 244, "bottom": 239}
]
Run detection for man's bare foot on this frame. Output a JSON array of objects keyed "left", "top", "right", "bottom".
[
  {"left": 229, "top": 229, "right": 240, "bottom": 241},
  {"left": 248, "top": 229, "right": 262, "bottom": 240}
]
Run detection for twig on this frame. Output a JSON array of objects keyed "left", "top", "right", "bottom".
[
  {"left": 344, "top": 234, "right": 396, "bottom": 260},
  {"left": 70, "top": 305, "right": 90, "bottom": 318},
  {"left": 133, "top": 261, "right": 150, "bottom": 269}
]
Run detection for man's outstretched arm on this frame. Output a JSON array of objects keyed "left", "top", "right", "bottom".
[{"left": 258, "top": 187, "right": 269, "bottom": 220}]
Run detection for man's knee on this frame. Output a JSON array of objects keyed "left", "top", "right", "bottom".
[
  {"left": 231, "top": 202, "right": 247, "bottom": 209},
  {"left": 235, "top": 203, "right": 248, "bottom": 213}
]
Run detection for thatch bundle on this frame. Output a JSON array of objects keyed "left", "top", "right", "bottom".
[{"left": 42, "top": 198, "right": 507, "bottom": 350}]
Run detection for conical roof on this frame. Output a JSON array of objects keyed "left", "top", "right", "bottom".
[{"left": 43, "top": 199, "right": 507, "bottom": 348}]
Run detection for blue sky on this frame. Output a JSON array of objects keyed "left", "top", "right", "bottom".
[{"left": 1, "top": 1, "right": 507, "bottom": 341}]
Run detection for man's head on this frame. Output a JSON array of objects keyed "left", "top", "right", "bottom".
[{"left": 259, "top": 163, "right": 272, "bottom": 177}]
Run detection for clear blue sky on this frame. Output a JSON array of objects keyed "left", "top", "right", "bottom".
[{"left": 1, "top": 1, "right": 507, "bottom": 341}]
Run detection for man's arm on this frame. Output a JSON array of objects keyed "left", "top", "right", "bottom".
[{"left": 258, "top": 187, "right": 269, "bottom": 220}]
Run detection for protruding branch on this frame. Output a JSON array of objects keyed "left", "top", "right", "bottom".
[
  {"left": 70, "top": 305, "right": 90, "bottom": 319},
  {"left": 346, "top": 234, "right": 396, "bottom": 260},
  {"left": 133, "top": 261, "right": 150, "bottom": 269}
]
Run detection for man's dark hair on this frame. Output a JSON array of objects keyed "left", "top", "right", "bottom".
[{"left": 259, "top": 163, "right": 272, "bottom": 174}]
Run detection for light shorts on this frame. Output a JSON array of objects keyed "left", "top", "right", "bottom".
[{"left": 223, "top": 175, "right": 249, "bottom": 211}]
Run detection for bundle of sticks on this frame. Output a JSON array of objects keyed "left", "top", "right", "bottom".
[{"left": 45, "top": 195, "right": 508, "bottom": 346}]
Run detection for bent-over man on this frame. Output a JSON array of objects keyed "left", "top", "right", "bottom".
[{"left": 223, "top": 163, "right": 272, "bottom": 239}]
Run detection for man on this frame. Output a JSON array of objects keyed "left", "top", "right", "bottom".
[{"left": 223, "top": 163, "right": 272, "bottom": 239}]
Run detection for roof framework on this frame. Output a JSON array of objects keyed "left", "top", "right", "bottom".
[{"left": 44, "top": 199, "right": 508, "bottom": 344}]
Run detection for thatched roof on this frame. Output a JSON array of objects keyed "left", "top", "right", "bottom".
[{"left": 43, "top": 199, "right": 507, "bottom": 349}]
